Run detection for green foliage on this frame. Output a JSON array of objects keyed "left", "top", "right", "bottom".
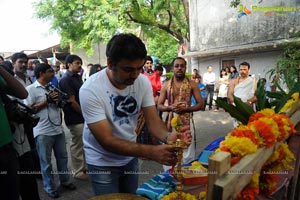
[
  {"left": 230, "top": 0, "right": 241, "bottom": 8},
  {"left": 215, "top": 96, "right": 251, "bottom": 125},
  {"left": 33, "top": 0, "right": 189, "bottom": 55},
  {"left": 267, "top": 41, "right": 300, "bottom": 91},
  {"left": 146, "top": 29, "right": 178, "bottom": 64},
  {"left": 165, "top": 72, "right": 192, "bottom": 79}
]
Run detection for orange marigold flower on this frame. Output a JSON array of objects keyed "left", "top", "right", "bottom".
[
  {"left": 230, "top": 125, "right": 259, "bottom": 145},
  {"left": 249, "top": 120, "right": 276, "bottom": 148}
]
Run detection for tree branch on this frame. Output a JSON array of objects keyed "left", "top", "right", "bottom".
[{"left": 126, "top": 11, "right": 184, "bottom": 43}]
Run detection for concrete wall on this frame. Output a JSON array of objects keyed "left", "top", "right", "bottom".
[
  {"left": 191, "top": 50, "right": 282, "bottom": 85},
  {"left": 189, "top": 0, "right": 300, "bottom": 51},
  {"left": 74, "top": 42, "right": 107, "bottom": 69}
]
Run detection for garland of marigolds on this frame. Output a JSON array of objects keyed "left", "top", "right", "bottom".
[{"left": 199, "top": 93, "right": 299, "bottom": 200}]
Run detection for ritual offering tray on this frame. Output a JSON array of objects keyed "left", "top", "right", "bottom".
[{"left": 172, "top": 161, "right": 208, "bottom": 186}]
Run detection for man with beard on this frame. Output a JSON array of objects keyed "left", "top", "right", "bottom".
[
  {"left": 228, "top": 62, "right": 257, "bottom": 127},
  {"left": 157, "top": 57, "right": 203, "bottom": 170},
  {"left": 228, "top": 61, "right": 256, "bottom": 106},
  {"left": 59, "top": 55, "right": 88, "bottom": 180},
  {"left": 79, "top": 34, "right": 192, "bottom": 196}
]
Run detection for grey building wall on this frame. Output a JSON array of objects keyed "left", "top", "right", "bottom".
[
  {"left": 189, "top": 0, "right": 300, "bottom": 51},
  {"left": 74, "top": 42, "right": 107, "bottom": 68},
  {"left": 188, "top": 0, "right": 299, "bottom": 86},
  {"left": 192, "top": 50, "right": 282, "bottom": 85}
]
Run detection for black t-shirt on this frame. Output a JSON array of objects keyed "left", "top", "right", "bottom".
[{"left": 59, "top": 70, "right": 84, "bottom": 125}]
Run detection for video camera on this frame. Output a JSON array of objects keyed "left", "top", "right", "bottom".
[
  {"left": 2, "top": 95, "right": 40, "bottom": 128},
  {"left": 45, "top": 83, "right": 71, "bottom": 108}
]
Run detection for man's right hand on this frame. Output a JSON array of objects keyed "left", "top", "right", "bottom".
[
  {"left": 47, "top": 91, "right": 59, "bottom": 103},
  {"left": 147, "top": 145, "right": 178, "bottom": 166}
]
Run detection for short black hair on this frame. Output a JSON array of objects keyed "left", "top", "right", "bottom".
[
  {"left": 171, "top": 57, "right": 186, "bottom": 66},
  {"left": 11, "top": 52, "right": 28, "bottom": 63},
  {"left": 239, "top": 62, "right": 250, "bottom": 69},
  {"left": 106, "top": 33, "right": 147, "bottom": 67},
  {"left": 65, "top": 54, "right": 82, "bottom": 69},
  {"left": 145, "top": 56, "right": 153, "bottom": 63},
  {"left": 154, "top": 64, "right": 163, "bottom": 72},
  {"left": 34, "top": 63, "right": 52, "bottom": 79},
  {"left": 0, "top": 61, "right": 14, "bottom": 76}
]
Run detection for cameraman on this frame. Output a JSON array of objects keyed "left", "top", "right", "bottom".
[
  {"left": 10, "top": 52, "right": 40, "bottom": 200},
  {"left": 0, "top": 66, "right": 28, "bottom": 200},
  {"left": 24, "top": 63, "right": 76, "bottom": 199}
]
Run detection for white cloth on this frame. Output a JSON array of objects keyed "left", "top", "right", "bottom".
[
  {"left": 25, "top": 81, "right": 64, "bottom": 137},
  {"left": 234, "top": 77, "right": 255, "bottom": 102},
  {"left": 233, "top": 77, "right": 256, "bottom": 128},
  {"left": 80, "top": 69, "right": 155, "bottom": 167},
  {"left": 203, "top": 72, "right": 216, "bottom": 85},
  {"left": 218, "top": 76, "right": 229, "bottom": 98},
  {"left": 10, "top": 75, "right": 32, "bottom": 156}
]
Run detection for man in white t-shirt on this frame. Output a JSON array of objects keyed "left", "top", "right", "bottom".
[{"left": 79, "top": 33, "right": 192, "bottom": 196}]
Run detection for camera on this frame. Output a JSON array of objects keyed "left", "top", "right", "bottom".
[
  {"left": 2, "top": 95, "right": 40, "bottom": 128},
  {"left": 45, "top": 83, "right": 72, "bottom": 108}
]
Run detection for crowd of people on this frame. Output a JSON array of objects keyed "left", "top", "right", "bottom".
[{"left": 0, "top": 33, "right": 269, "bottom": 199}]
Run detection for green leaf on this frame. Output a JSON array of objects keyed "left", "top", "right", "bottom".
[
  {"left": 274, "top": 82, "right": 300, "bottom": 113},
  {"left": 215, "top": 98, "right": 248, "bottom": 125}
]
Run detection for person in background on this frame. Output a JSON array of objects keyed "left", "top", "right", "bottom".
[
  {"left": 225, "top": 66, "right": 230, "bottom": 77},
  {"left": 158, "top": 57, "right": 203, "bottom": 170},
  {"left": 59, "top": 55, "right": 88, "bottom": 181},
  {"left": 229, "top": 65, "right": 239, "bottom": 80},
  {"left": 143, "top": 56, "right": 154, "bottom": 75},
  {"left": 215, "top": 69, "right": 229, "bottom": 111},
  {"left": 202, "top": 65, "right": 216, "bottom": 110},
  {"left": 54, "top": 63, "right": 64, "bottom": 82},
  {"left": 10, "top": 53, "right": 40, "bottom": 200},
  {"left": 191, "top": 68, "right": 200, "bottom": 81},
  {"left": 191, "top": 76, "right": 205, "bottom": 107},
  {"left": 27, "top": 60, "right": 35, "bottom": 83},
  {"left": 79, "top": 33, "right": 192, "bottom": 196},
  {"left": 82, "top": 63, "right": 93, "bottom": 81},
  {"left": 25, "top": 63, "right": 76, "bottom": 199},
  {"left": 0, "top": 65, "right": 29, "bottom": 200},
  {"left": 136, "top": 63, "right": 164, "bottom": 145},
  {"left": 228, "top": 61, "right": 256, "bottom": 107},
  {"left": 89, "top": 64, "right": 102, "bottom": 77}
]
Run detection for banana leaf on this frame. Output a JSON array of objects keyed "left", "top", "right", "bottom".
[
  {"left": 274, "top": 82, "right": 300, "bottom": 113},
  {"left": 255, "top": 79, "right": 271, "bottom": 111}
]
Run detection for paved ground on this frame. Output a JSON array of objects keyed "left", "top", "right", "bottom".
[{"left": 37, "top": 109, "right": 234, "bottom": 200}]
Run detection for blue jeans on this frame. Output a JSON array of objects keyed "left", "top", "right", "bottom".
[
  {"left": 35, "top": 134, "right": 71, "bottom": 193},
  {"left": 87, "top": 158, "right": 138, "bottom": 196}
]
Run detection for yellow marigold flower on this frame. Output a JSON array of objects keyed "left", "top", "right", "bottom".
[
  {"left": 171, "top": 116, "right": 182, "bottom": 131},
  {"left": 260, "top": 108, "right": 275, "bottom": 116},
  {"left": 223, "top": 136, "right": 258, "bottom": 157},
  {"left": 162, "top": 192, "right": 197, "bottom": 200},
  {"left": 199, "top": 191, "right": 207, "bottom": 200},
  {"left": 260, "top": 117, "right": 281, "bottom": 141},
  {"left": 291, "top": 92, "right": 299, "bottom": 101},
  {"left": 251, "top": 173, "right": 260, "bottom": 187},
  {"left": 280, "top": 143, "right": 295, "bottom": 170},
  {"left": 280, "top": 93, "right": 299, "bottom": 113},
  {"left": 191, "top": 161, "right": 201, "bottom": 166}
]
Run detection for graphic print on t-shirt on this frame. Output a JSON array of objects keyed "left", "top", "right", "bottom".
[{"left": 110, "top": 95, "right": 138, "bottom": 123}]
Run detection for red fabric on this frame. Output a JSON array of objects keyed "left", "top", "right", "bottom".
[{"left": 143, "top": 71, "right": 161, "bottom": 97}]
